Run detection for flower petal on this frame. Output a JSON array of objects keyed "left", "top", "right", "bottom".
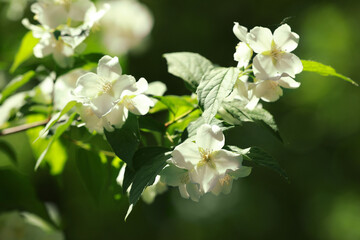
[
  {"left": 97, "top": 55, "right": 122, "bottom": 81},
  {"left": 91, "top": 94, "right": 116, "bottom": 117},
  {"left": 104, "top": 104, "right": 128, "bottom": 129},
  {"left": 276, "top": 53, "right": 303, "bottom": 78},
  {"left": 172, "top": 141, "right": 200, "bottom": 169},
  {"left": 212, "top": 149, "right": 241, "bottom": 175},
  {"left": 233, "top": 22, "right": 248, "bottom": 42},
  {"left": 254, "top": 80, "right": 283, "bottom": 102},
  {"left": 247, "top": 26, "right": 273, "bottom": 53},
  {"left": 160, "top": 164, "right": 188, "bottom": 186},
  {"left": 253, "top": 54, "right": 281, "bottom": 80},
  {"left": 113, "top": 75, "right": 137, "bottom": 99},
  {"left": 191, "top": 164, "right": 217, "bottom": 193},
  {"left": 186, "top": 183, "right": 202, "bottom": 202},
  {"left": 228, "top": 166, "right": 252, "bottom": 179},
  {"left": 196, "top": 124, "right": 225, "bottom": 151},
  {"left": 134, "top": 77, "right": 149, "bottom": 94},
  {"left": 278, "top": 77, "right": 301, "bottom": 89},
  {"left": 74, "top": 72, "right": 102, "bottom": 98},
  {"left": 234, "top": 42, "right": 253, "bottom": 69},
  {"left": 126, "top": 94, "right": 154, "bottom": 115},
  {"left": 178, "top": 184, "right": 190, "bottom": 199},
  {"left": 273, "top": 24, "right": 299, "bottom": 52}
]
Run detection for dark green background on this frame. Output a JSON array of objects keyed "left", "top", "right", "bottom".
[{"left": 1, "top": 0, "right": 360, "bottom": 239}]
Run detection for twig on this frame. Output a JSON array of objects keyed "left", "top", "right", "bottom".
[
  {"left": 164, "top": 108, "right": 198, "bottom": 127},
  {"left": 0, "top": 119, "right": 51, "bottom": 137}
]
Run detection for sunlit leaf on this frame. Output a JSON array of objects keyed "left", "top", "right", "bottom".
[
  {"left": 163, "top": 52, "right": 214, "bottom": 92},
  {"left": 0, "top": 71, "right": 35, "bottom": 104},
  {"left": 301, "top": 60, "right": 358, "bottom": 86},
  {"left": 10, "top": 31, "right": 39, "bottom": 73},
  {"left": 0, "top": 140, "right": 17, "bottom": 167},
  {"left": 197, "top": 67, "right": 240, "bottom": 123}
]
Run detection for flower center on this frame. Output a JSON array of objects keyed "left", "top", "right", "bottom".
[
  {"left": 198, "top": 148, "right": 216, "bottom": 169},
  {"left": 102, "top": 82, "right": 113, "bottom": 95},
  {"left": 180, "top": 173, "right": 190, "bottom": 184},
  {"left": 121, "top": 95, "right": 136, "bottom": 111},
  {"left": 262, "top": 40, "right": 284, "bottom": 65},
  {"left": 219, "top": 175, "right": 232, "bottom": 186}
]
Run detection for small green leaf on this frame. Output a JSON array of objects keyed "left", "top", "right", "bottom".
[
  {"left": 0, "top": 140, "right": 17, "bottom": 167},
  {"left": 197, "top": 67, "right": 240, "bottom": 123},
  {"left": 228, "top": 145, "right": 288, "bottom": 181},
  {"left": 35, "top": 112, "right": 76, "bottom": 170},
  {"left": 10, "top": 31, "right": 39, "bottom": 73},
  {"left": 75, "top": 149, "right": 107, "bottom": 203},
  {"left": 0, "top": 71, "right": 35, "bottom": 104},
  {"left": 105, "top": 113, "right": 140, "bottom": 169},
  {"left": 301, "top": 60, "right": 358, "bottom": 86},
  {"left": 154, "top": 95, "right": 196, "bottom": 120},
  {"left": 221, "top": 100, "right": 282, "bottom": 142},
  {"left": 127, "top": 147, "right": 171, "bottom": 206},
  {"left": 36, "top": 100, "right": 77, "bottom": 141},
  {"left": 163, "top": 52, "right": 214, "bottom": 92}
]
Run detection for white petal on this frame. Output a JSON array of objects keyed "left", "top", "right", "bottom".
[
  {"left": 253, "top": 54, "right": 281, "bottom": 80},
  {"left": 91, "top": 94, "right": 115, "bottom": 117},
  {"left": 186, "top": 183, "right": 202, "bottom": 202},
  {"left": 146, "top": 81, "right": 167, "bottom": 96},
  {"left": 178, "top": 184, "right": 190, "bottom": 199},
  {"left": 113, "top": 75, "right": 137, "bottom": 99},
  {"left": 276, "top": 52, "right": 303, "bottom": 78},
  {"left": 278, "top": 77, "right": 301, "bottom": 89},
  {"left": 191, "top": 164, "right": 217, "bottom": 193},
  {"left": 247, "top": 26, "right": 273, "bottom": 53},
  {"left": 126, "top": 94, "right": 154, "bottom": 115},
  {"left": 68, "top": 0, "right": 94, "bottom": 22},
  {"left": 254, "top": 80, "right": 283, "bottom": 102},
  {"left": 77, "top": 105, "right": 104, "bottom": 133},
  {"left": 160, "top": 164, "right": 188, "bottom": 186},
  {"left": 228, "top": 166, "right": 252, "bottom": 179},
  {"left": 172, "top": 141, "right": 200, "bottom": 169},
  {"left": 33, "top": 40, "right": 53, "bottom": 58},
  {"left": 74, "top": 72, "right": 102, "bottom": 98},
  {"left": 273, "top": 24, "right": 299, "bottom": 52},
  {"left": 212, "top": 149, "right": 241, "bottom": 175},
  {"left": 233, "top": 22, "right": 248, "bottom": 42},
  {"left": 196, "top": 124, "right": 225, "bottom": 151},
  {"left": 134, "top": 77, "right": 149, "bottom": 94},
  {"left": 234, "top": 42, "right": 253, "bottom": 68},
  {"left": 31, "top": 2, "right": 67, "bottom": 29},
  {"left": 97, "top": 55, "right": 122, "bottom": 81},
  {"left": 104, "top": 104, "right": 128, "bottom": 129}
]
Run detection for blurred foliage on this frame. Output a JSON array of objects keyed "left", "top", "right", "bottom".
[{"left": 0, "top": 0, "right": 359, "bottom": 240}]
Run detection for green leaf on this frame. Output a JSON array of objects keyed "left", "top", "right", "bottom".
[
  {"left": 10, "top": 31, "right": 39, "bottom": 73},
  {"left": 163, "top": 52, "right": 214, "bottom": 92},
  {"left": 0, "top": 140, "right": 17, "bottom": 167},
  {"left": 154, "top": 95, "right": 196, "bottom": 120},
  {"left": 301, "top": 60, "right": 358, "bottom": 86},
  {"left": 228, "top": 145, "right": 288, "bottom": 181},
  {"left": 197, "top": 67, "right": 240, "bottom": 123},
  {"left": 182, "top": 116, "right": 233, "bottom": 141},
  {"left": 127, "top": 147, "right": 171, "bottom": 206},
  {"left": 221, "top": 100, "right": 282, "bottom": 142},
  {"left": 0, "top": 71, "right": 35, "bottom": 104},
  {"left": 75, "top": 148, "right": 107, "bottom": 203},
  {"left": 104, "top": 113, "right": 140, "bottom": 169},
  {"left": 36, "top": 100, "right": 77, "bottom": 141},
  {"left": 35, "top": 112, "right": 76, "bottom": 170}
]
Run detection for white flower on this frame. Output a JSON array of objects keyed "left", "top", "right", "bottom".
[
  {"left": 233, "top": 22, "right": 253, "bottom": 69},
  {"left": 253, "top": 77, "right": 301, "bottom": 102},
  {"left": 100, "top": 0, "right": 154, "bottom": 55},
  {"left": 141, "top": 176, "right": 168, "bottom": 204},
  {"left": 160, "top": 164, "right": 202, "bottom": 202},
  {"left": 73, "top": 55, "right": 154, "bottom": 131},
  {"left": 170, "top": 124, "right": 243, "bottom": 193},
  {"left": 210, "top": 167, "right": 251, "bottom": 196},
  {"left": 54, "top": 69, "right": 87, "bottom": 110},
  {"left": 76, "top": 104, "right": 111, "bottom": 134},
  {"left": 247, "top": 24, "right": 303, "bottom": 80},
  {"left": 226, "top": 75, "right": 260, "bottom": 110}
]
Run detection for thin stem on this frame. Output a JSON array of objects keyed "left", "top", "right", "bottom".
[
  {"left": 0, "top": 119, "right": 52, "bottom": 137},
  {"left": 164, "top": 107, "right": 198, "bottom": 127}
]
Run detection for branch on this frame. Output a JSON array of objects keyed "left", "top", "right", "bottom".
[{"left": 0, "top": 119, "right": 51, "bottom": 137}]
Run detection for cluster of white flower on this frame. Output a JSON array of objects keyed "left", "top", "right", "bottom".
[
  {"left": 22, "top": 0, "right": 109, "bottom": 67},
  {"left": 72, "top": 55, "right": 154, "bottom": 133},
  {"left": 159, "top": 124, "right": 251, "bottom": 201},
  {"left": 231, "top": 23, "right": 303, "bottom": 106}
]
